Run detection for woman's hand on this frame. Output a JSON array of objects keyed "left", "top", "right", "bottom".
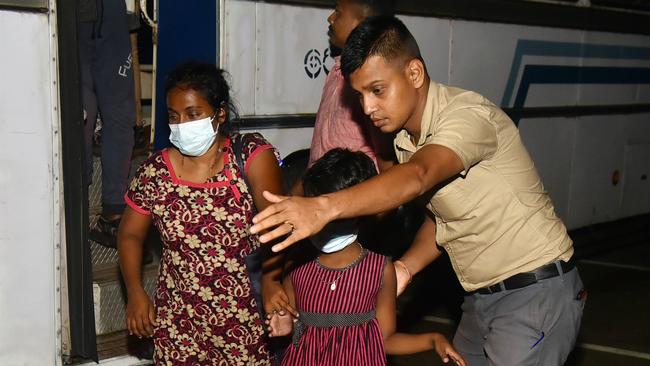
[
  {"left": 263, "top": 280, "right": 298, "bottom": 318},
  {"left": 126, "top": 287, "right": 158, "bottom": 338}
]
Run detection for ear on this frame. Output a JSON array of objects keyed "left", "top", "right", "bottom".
[
  {"left": 405, "top": 58, "right": 426, "bottom": 89},
  {"left": 215, "top": 106, "right": 227, "bottom": 125}
]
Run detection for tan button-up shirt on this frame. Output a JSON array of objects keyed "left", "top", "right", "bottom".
[{"left": 394, "top": 81, "right": 573, "bottom": 292}]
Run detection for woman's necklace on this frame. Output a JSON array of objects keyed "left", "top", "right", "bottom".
[
  {"left": 178, "top": 145, "right": 226, "bottom": 180},
  {"left": 316, "top": 243, "right": 366, "bottom": 291}
]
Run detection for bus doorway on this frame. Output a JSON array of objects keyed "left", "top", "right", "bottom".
[{"left": 65, "top": 0, "right": 223, "bottom": 363}]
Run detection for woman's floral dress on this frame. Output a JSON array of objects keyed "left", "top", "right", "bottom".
[{"left": 125, "top": 133, "right": 275, "bottom": 365}]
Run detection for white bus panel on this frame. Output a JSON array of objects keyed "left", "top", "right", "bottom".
[{"left": 0, "top": 8, "right": 62, "bottom": 366}]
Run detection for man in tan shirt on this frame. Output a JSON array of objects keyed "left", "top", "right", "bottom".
[{"left": 251, "top": 16, "right": 585, "bottom": 365}]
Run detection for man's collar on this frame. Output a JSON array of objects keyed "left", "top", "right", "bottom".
[{"left": 395, "top": 81, "right": 437, "bottom": 152}]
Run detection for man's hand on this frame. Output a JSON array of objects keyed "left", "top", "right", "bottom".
[{"left": 250, "top": 191, "right": 334, "bottom": 252}]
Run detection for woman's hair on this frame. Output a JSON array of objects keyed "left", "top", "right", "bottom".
[
  {"left": 165, "top": 61, "right": 238, "bottom": 133},
  {"left": 303, "top": 148, "right": 377, "bottom": 197}
]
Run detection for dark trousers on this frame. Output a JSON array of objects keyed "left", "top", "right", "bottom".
[{"left": 79, "top": 0, "right": 135, "bottom": 216}]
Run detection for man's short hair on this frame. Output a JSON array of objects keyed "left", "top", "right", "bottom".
[
  {"left": 351, "top": 0, "right": 395, "bottom": 17},
  {"left": 341, "top": 16, "right": 421, "bottom": 79}
]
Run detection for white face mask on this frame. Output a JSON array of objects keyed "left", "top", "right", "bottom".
[
  {"left": 310, "top": 220, "right": 358, "bottom": 253},
  {"left": 169, "top": 115, "right": 218, "bottom": 156}
]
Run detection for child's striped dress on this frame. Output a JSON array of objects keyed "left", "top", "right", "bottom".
[{"left": 281, "top": 249, "right": 388, "bottom": 366}]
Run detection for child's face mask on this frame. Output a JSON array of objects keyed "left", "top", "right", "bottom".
[{"left": 310, "top": 220, "right": 358, "bottom": 253}]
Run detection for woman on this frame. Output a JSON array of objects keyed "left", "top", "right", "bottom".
[{"left": 118, "top": 61, "right": 282, "bottom": 365}]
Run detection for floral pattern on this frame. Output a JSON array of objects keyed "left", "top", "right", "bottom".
[{"left": 126, "top": 133, "right": 276, "bottom": 365}]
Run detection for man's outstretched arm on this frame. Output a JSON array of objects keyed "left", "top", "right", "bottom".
[{"left": 251, "top": 143, "right": 464, "bottom": 252}]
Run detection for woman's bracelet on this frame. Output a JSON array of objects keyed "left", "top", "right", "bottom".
[{"left": 394, "top": 260, "right": 412, "bottom": 284}]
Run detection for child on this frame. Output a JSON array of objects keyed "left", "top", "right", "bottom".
[{"left": 266, "top": 148, "right": 466, "bottom": 366}]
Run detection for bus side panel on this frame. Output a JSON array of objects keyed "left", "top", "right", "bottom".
[
  {"left": 221, "top": 0, "right": 256, "bottom": 115},
  {"left": 450, "top": 20, "right": 584, "bottom": 106},
  {"left": 0, "top": 10, "right": 58, "bottom": 365},
  {"left": 562, "top": 114, "right": 650, "bottom": 228},
  {"left": 222, "top": 1, "right": 331, "bottom": 157},
  {"left": 254, "top": 3, "right": 328, "bottom": 115},
  {"left": 222, "top": 1, "right": 454, "bottom": 118},
  {"left": 402, "top": 16, "right": 451, "bottom": 86}
]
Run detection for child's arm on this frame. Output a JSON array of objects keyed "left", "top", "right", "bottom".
[
  {"left": 266, "top": 275, "right": 297, "bottom": 337},
  {"left": 376, "top": 259, "right": 466, "bottom": 365}
]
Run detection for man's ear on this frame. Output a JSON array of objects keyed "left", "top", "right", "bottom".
[{"left": 405, "top": 58, "right": 426, "bottom": 89}]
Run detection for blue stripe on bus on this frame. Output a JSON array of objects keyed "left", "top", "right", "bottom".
[
  {"left": 501, "top": 40, "right": 650, "bottom": 107},
  {"left": 513, "top": 65, "right": 650, "bottom": 108}
]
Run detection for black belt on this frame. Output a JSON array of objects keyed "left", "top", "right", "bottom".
[
  {"left": 292, "top": 311, "right": 375, "bottom": 346},
  {"left": 472, "top": 259, "right": 575, "bottom": 295}
]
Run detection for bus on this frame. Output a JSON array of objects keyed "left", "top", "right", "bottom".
[{"left": 1, "top": 0, "right": 648, "bottom": 364}]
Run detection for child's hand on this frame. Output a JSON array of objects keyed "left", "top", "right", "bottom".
[
  {"left": 431, "top": 333, "right": 466, "bottom": 366},
  {"left": 265, "top": 311, "right": 295, "bottom": 337},
  {"left": 263, "top": 280, "right": 298, "bottom": 317}
]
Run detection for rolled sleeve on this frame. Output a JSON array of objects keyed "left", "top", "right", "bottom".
[{"left": 428, "top": 106, "right": 498, "bottom": 174}]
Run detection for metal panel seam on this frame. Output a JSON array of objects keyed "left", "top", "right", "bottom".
[{"left": 48, "top": 0, "right": 63, "bottom": 364}]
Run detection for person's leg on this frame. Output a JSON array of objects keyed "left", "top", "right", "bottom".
[
  {"left": 94, "top": 0, "right": 136, "bottom": 218},
  {"left": 483, "top": 267, "right": 585, "bottom": 365},
  {"left": 452, "top": 295, "right": 489, "bottom": 366},
  {"left": 530, "top": 268, "right": 585, "bottom": 365}
]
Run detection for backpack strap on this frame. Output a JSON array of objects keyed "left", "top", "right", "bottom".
[
  {"left": 231, "top": 133, "right": 251, "bottom": 191},
  {"left": 232, "top": 133, "right": 266, "bottom": 320}
]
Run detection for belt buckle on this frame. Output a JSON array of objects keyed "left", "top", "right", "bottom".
[
  {"left": 486, "top": 283, "right": 501, "bottom": 294},
  {"left": 473, "top": 282, "right": 503, "bottom": 295}
]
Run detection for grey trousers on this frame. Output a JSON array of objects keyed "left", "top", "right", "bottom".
[
  {"left": 453, "top": 266, "right": 585, "bottom": 366},
  {"left": 79, "top": 0, "right": 135, "bottom": 216}
]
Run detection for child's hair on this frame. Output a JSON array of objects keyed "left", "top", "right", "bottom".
[
  {"left": 350, "top": 0, "right": 395, "bottom": 17},
  {"left": 303, "top": 148, "right": 377, "bottom": 197},
  {"left": 165, "top": 61, "right": 238, "bottom": 133},
  {"left": 341, "top": 16, "right": 422, "bottom": 79}
]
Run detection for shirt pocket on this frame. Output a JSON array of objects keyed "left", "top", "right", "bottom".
[{"left": 427, "top": 179, "right": 476, "bottom": 222}]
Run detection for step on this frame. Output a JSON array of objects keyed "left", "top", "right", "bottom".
[{"left": 93, "top": 262, "right": 158, "bottom": 336}]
